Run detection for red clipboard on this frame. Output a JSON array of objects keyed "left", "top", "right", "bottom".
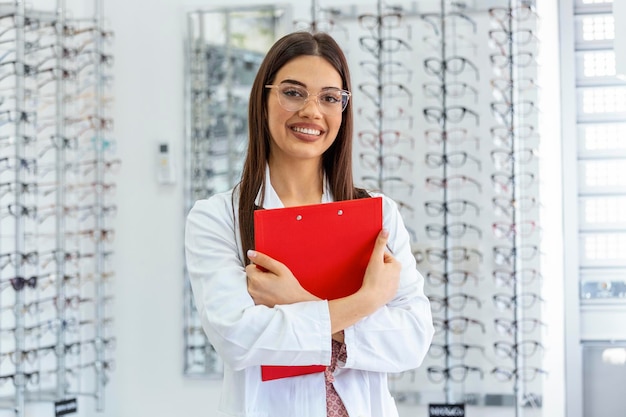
[{"left": 254, "top": 197, "right": 382, "bottom": 381}]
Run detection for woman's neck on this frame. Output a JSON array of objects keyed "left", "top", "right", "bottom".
[{"left": 269, "top": 158, "right": 324, "bottom": 207}]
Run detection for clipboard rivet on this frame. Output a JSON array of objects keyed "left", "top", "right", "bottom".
[
  {"left": 296, "top": 215, "right": 302, "bottom": 221},
  {"left": 337, "top": 210, "right": 343, "bottom": 216}
]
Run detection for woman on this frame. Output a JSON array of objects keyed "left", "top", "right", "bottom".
[{"left": 185, "top": 31, "right": 434, "bottom": 417}]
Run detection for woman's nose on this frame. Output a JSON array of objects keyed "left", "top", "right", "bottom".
[{"left": 298, "top": 96, "right": 323, "bottom": 117}]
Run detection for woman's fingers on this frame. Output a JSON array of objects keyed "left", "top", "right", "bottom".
[
  {"left": 370, "top": 228, "right": 390, "bottom": 261},
  {"left": 247, "top": 249, "right": 282, "bottom": 273}
]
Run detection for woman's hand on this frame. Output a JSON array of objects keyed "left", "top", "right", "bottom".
[
  {"left": 325, "top": 228, "right": 402, "bottom": 334},
  {"left": 246, "top": 250, "right": 320, "bottom": 307},
  {"left": 358, "top": 229, "right": 401, "bottom": 310}
]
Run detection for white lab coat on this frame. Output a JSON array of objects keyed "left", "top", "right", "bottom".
[{"left": 184, "top": 169, "right": 434, "bottom": 417}]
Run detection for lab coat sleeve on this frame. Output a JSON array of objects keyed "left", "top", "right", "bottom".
[
  {"left": 342, "top": 195, "right": 435, "bottom": 373},
  {"left": 184, "top": 192, "right": 332, "bottom": 371}
]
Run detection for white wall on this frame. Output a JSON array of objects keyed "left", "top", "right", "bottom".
[{"left": 13, "top": 0, "right": 565, "bottom": 416}]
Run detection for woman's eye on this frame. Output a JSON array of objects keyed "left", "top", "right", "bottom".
[
  {"left": 321, "top": 93, "right": 341, "bottom": 104},
  {"left": 281, "top": 87, "right": 305, "bottom": 98}
]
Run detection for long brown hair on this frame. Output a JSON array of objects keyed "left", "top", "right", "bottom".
[{"left": 236, "top": 31, "right": 369, "bottom": 261}]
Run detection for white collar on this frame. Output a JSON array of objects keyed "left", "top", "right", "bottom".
[{"left": 254, "top": 164, "right": 332, "bottom": 209}]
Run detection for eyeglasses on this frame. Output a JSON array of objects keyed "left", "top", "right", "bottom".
[
  {"left": 490, "top": 100, "right": 539, "bottom": 122},
  {"left": 0, "top": 156, "right": 37, "bottom": 173},
  {"left": 427, "top": 365, "right": 483, "bottom": 384},
  {"left": 358, "top": 130, "right": 414, "bottom": 149},
  {"left": 0, "top": 251, "right": 38, "bottom": 270},
  {"left": 433, "top": 316, "right": 486, "bottom": 334},
  {"left": 490, "top": 148, "right": 538, "bottom": 170},
  {"left": 493, "top": 245, "right": 541, "bottom": 265},
  {"left": 37, "top": 134, "right": 79, "bottom": 157},
  {"left": 492, "top": 196, "right": 538, "bottom": 217},
  {"left": 358, "top": 13, "right": 403, "bottom": 31},
  {"left": 71, "top": 181, "right": 117, "bottom": 200},
  {"left": 490, "top": 77, "right": 539, "bottom": 102},
  {"left": 359, "top": 36, "right": 411, "bottom": 56},
  {"left": 424, "top": 56, "right": 479, "bottom": 80},
  {"left": 423, "top": 246, "right": 483, "bottom": 264},
  {"left": 4, "top": 318, "right": 91, "bottom": 338},
  {"left": 360, "top": 175, "right": 414, "bottom": 195},
  {"left": 2, "top": 203, "right": 37, "bottom": 219},
  {"left": 489, "top": 28, "right": 538, "bottom": 48},
  {"left": 428, "top": 343, "right": 485, "bottom": 359},
  {"left": 0, "top": 371, "right": 39, "bottom": 387},
  {"left": 396, "top": 201, "right": 416, "bottom": 217},
  {"left": 0, "top": 346, "right": 48, "bottom": 366},
  {"left": 493, "top": 268, "right": 543, "bottom": 287},
  {"left": 491, "top": 172, "right": 536, "bottom": 193},
  {"left": 488, "top": 5, "right": 537, "bottom": 27},
  {"left": 423, "top": 81, "right": 478, "bottom": 102},
  {"left": 0, "top": 109, "right": 36, "bottom": 125},
  {"left": 423, "top": 106, "right": 479, "bottom": 125},
  {"left": 492, "top": 366, "right": 548, "bottom": 382},
  {"left": 0, "top": 336, "right": 113, "bottom": 366},
  {"left": 265, "top": 83, "right": 350, "bottom": 115},
  {"left": 492, "top": 221, "right": 539, "bottom": 239},
  {"left": 425, "top": 151, "right": 482, "bottom": 169},
  {"left": 428, "top": 293, "right": 482, "bottom": 312},
  {"left": 426, "top": 270, "right": 480, "bottom": 287},
  {"left": 0, "top": 276, "right": 38, "bottom": 292},
  {"left": 424, "top": 128, "right": 479, "bottom": 148},
  {"left": 424, "top": 199, "right": 481, "bottom": 217},
  {"left": 359, "top": 152, "right": 413, "bottom": 172},
  {"left": 495, "top": 318, "right": 546, "bottom": 336},
  {"left": 39, "top": 249, "right": 105, "bottom": 268},
  {"left": 494, "top": 340, "right": 544, "bottom": 359},
  {"left": 426, "top": 175, "right": 482, "bottom": 192},
  {"left": 0, "top": 133, "right": 36, "bottom": 149},
  {"left": 359, "top": 60, "right": 413, "bottom": 83},
  {"left": 493, "top": 292, "right": 545, "bottom": 310},
  {"left": 292, "top": 19, "right": 347, "bottom": 35},
  {"left": 16, "top": 293, "right": 100, "bottom": 314},
  {"left": 421, "top": 12, "right": 477, "bottom": 35},
  {"left": 490, "top": 51, "right": 536, "bottom": 68},
  {"left": 358, "top": 82, "right": 413, "bottom": 106},
  {"left": 425, "top": 222, "right": 482, "bottom": 239},
  {"left": 423, "top": 33, "right": 478, "bottom": 54},
  {"left": 490, "top": 124, "right": 538, "bottom": 146},
  {"left": 357, "top": 106, "right": 414, "bottom": 129}
]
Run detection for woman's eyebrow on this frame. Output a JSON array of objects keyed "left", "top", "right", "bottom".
[
  {"left": 279, "top": 78, "right": 306, "bottom": 86},
  {"left": 279, "top": 78, "right": 342, "bottom": 90}
]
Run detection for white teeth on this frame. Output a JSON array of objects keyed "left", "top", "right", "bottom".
[{"left": 292, "top": 126, "right": 321, "bottom": 136}]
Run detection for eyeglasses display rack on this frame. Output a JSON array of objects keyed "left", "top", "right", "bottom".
[
  {"left": 182, "top": 5, "right": 290, "bottom": 377},
  {"left": 354, "top": 1, "right": 414, "bottom": 207},
  {"left": 419, "top": 0, "right": 484, "bottom": 406},
  {"left": 0, "top": 0, "right": 116, "bottom": 415},
  {"left": 347, "top": 2, "right": 417, "bottom": 240},
  {"left": 487, "top": 1, "right": 543, "bottom": 414},
  {"left": 325, "top": 0, "right": 545, "bottom": 410}
]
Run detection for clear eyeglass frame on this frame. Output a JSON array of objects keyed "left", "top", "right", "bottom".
[{"left": 265, "top": 83, "right": 351, "bottom": 115}]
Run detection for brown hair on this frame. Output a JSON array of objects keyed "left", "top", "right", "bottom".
[{"left": 236, "top": 31, "right": 369, "bottom": 261}]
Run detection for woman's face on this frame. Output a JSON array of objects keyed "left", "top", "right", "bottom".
[{"left": 266, "top": 55, "right": 344, "bottom": 166}]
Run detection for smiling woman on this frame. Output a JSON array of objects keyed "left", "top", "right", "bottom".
[
  {"left": 264, "top": 54, "right": 346, "bottom": 180},
  {"left": 185, "top": 31, "right": 434, "bottom": 417}
]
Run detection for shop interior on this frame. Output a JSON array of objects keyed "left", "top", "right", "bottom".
[{"left": 0, "top": 0, "right": 624, "bottom": 416}]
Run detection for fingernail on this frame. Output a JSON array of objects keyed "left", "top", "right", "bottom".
[
  {"left": 247, "top": 249, "right": 257, "bottom": 258},
  {"left": 381, "top": 228, "right": 389, "bottom": 238}
]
